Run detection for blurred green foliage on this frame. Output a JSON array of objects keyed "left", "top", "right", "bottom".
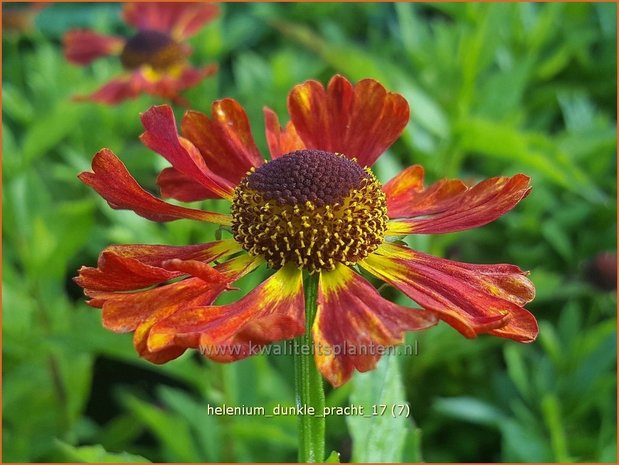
[{"left": 2, "top": 2, "right": 616, "bottom": 463}]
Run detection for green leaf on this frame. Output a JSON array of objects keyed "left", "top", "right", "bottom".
[
  {"left": 500, "top": 418, "right": 553, "bottom": 462},
  {"left": 325, "top": 450, "right": 341, "bottom": 463},
  {"left": 434, "top": 397, "right": 506, "bottom": 427},
  {"left": 20, "top": 102, "right": 82, "bottom": 168},
  {"left": 504, "top": 345, "right": 531, "bottom": 401},
  {"left": 525, "top": 2, "right": 565, "bottom": 53},
  {"left": 541, "top": 394, "right": 571, "bottom": 462},
  {"left": 571, "top": 330, "right": 617, "bottom": 396},
  {"left": 347, "top": 356, "right": 411, "bottom": 462},
  {"left": 3, "top": 83, "right": 35, "bottom": 125},
  {"left": 540, "top": 221, "right": 573, "bottom": 262},
  {"left": 393, "top": 76, "right": 450, "bottom": 139},
  {"left": 97, "top": 414, "right": 145, "bottom": 452},
  {"left": 455, "top": 117, "right": 606, "bottom": 203},
  {"left": 55, "top": 350, "right": 94, "bottom": 427},
  {"left": 402, "top": 427, "right": 424, "bottom": 462},
  {"left": 537, "top": 321, "right": 563, "bottom": 366},
  {"left": 156, "top": 386, "right": 222, "bottom": 462},
  {"left": 55, "top": 441, "right": 150, "bottom": 463},
  {"left": 120, "top": 392, "right": 201, "bottom": 462}
]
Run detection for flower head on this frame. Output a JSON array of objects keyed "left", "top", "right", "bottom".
[
  {"left": 64, "top": 2, "right": 219, "bottom": 105},
  {"left": 76, "top": 75, "right": 537, "bottom": 387},
  {"left": 232, "top": 149, "right": 389, "bottom": 273}
]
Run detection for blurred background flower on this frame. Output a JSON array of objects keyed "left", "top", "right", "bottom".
[
  {"left": 2, "top": 2, "right": 616, "bottom": 463},
  {"left": 2, "top": 2, "right": 47, "bottom": 35},
  {"left": 63, "top": 2, "right": 219, "bottom": 105}
]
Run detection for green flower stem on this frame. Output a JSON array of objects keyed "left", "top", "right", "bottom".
[{"left": 294, "top": 272, "right": 325, "bottom": 463}]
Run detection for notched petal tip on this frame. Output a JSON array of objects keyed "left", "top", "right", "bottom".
[
  {"left": 288, "top": 74, "right": 409, "bottom": 167},
  {"left": 140, "top": 103, "right": 173, "bottom": 118}
]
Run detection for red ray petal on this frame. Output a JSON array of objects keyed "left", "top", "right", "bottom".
[
  {"left": 63, "top": 29, "right": 124, "bottom": 65},
  {"left": 180, "top": 98, "right": 264, "bottom": 192},
  {"left": 315, "top": 265, "right": 437, "bottom": 387},
  {"left": 157, "top": 167, "right": 218, "bottom": 201},
  {"left": 78, "top": 148, "right": 231, "bottom": 225},
  {"left": 162, "top": 258, "right": 233, "bottom": 284},
  {"left": 360, "top": 243, "right": 538, "bottom": 342},
  {"left": 383, "top": 165, "right": 467, "bottom": 218},
  {"left": 74, "top": 65, "right": 216, "bottom": 105},
  {"left": 74, "top": 74, "right": 141, "bottom": 105},
  {"left": 263, "top": 107, "right": 305, "bottom": 159},
  {"left": 76, "top": 239, "right": 240, "bottom": 293},
  {"left": 140, "top": 104, "right": 235, "bottom": 200},
  {"left": 122, "top": 277, "right": 225, "bottom": 363},
  {"left": 139, "top": 64, "right": 218, "bottom": 100},
  {"left": 123, "top": 2, "right": 219, "bottom": 40},
  {"left": 147, "top": 263, "right": 305, "bottom": 361},
  {"left": 287, "top": 74, "right": 409, "bottom": 167},
  {"left": 386, "top": 174, "right": 532, "bottom": 235},
  {"left": 95, "top": 276, "right": 226, "bottom": 334},
  {"left": 92, "top": 253, "right": 262, "bottom": 363}
]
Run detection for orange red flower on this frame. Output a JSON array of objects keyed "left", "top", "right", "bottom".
[
  {"left": 76, "top": 75, "right": 537, "bottom": 387},
  {"left": 64, "top": 2, "right": 219, "bottom": 105}
]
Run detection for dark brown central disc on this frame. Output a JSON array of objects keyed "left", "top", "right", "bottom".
[
  {"left": 247, "top": 149, "right": 368, "bottom": 207},
  {"left": 231, "top": 149, "right": 388, "bottom": 273},
  {"left": 120, "top": 30, "right": 184, "bottom": 70}
]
